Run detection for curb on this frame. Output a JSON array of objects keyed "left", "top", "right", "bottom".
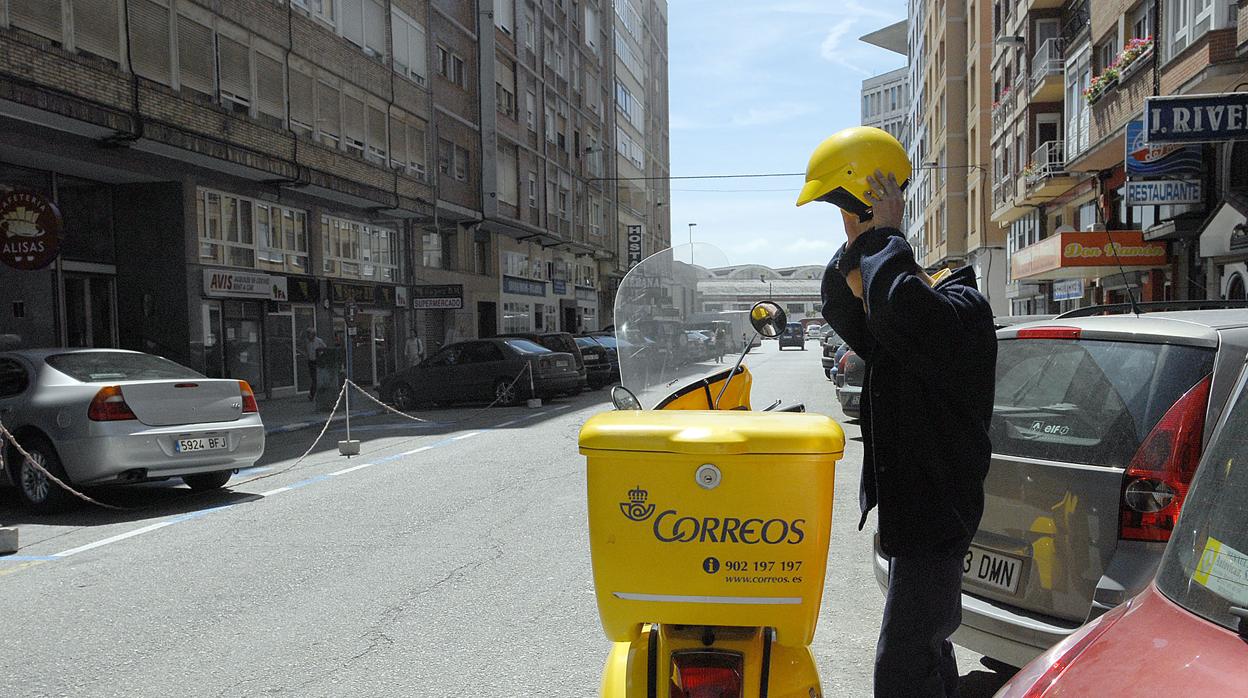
[{"left": 264, "top": 409, "right": 384, "bottom": 435}]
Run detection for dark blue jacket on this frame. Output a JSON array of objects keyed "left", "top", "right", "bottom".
[{"left": 821, "top": 227, "right": 997, "bottom": 558}]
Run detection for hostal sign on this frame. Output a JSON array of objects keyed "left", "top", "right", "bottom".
[{"left": 0, "top": 191, "right": 63, "bottom": 271}]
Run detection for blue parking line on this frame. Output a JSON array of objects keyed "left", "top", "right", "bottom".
[{"left": 0, "top": 555, "right": 59, "bottom": 562}]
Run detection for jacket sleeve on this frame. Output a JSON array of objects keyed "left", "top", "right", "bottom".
[
  {"left": 820, "top": 248, "right": 879, "bottom": 363},
  {"left": 852, "top": 227, "right": 969, "bottom": 378}
]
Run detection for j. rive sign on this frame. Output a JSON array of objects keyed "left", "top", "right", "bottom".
[{"left": 1145, "top": 93, "right": 1248, "bottom": 144}]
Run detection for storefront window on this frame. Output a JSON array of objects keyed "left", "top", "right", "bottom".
[
  {"left": 422, "top": 230, "right": 443, "bottom": 268},
  {"left": 322, "top": 213, "right": 399, "bottom": 282},
  {"left": 503, "top": 302, "right": 531, "bottom": 333},
  {"left": 197, "top": 188, "right": 308, "bottom": 272}
]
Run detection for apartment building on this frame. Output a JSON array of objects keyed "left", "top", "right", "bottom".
[
  {"left": 994, "top": 0, "right": 1246, "bottom": 314},
  {"left": 611, "top": 0, "right": 671, "bottom": 280},
  {"left": 876, "top": 0, "right": 1003, "bottom": 313},
  {"left": 0, "top": 0, "right": 670, "bottom": 395},
  {"left": 861, "top": 66, "right": 910, "bottom": 145}
]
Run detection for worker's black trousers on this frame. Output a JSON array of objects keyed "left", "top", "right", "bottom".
[{"left": 875, "top": 547, "right": 966, "bottom": 697}]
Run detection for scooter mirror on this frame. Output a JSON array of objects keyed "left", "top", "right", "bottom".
[
  {"left": 749, "top": 301, "right": 788, "bottom": 338},
  {"left": 611, "top": 385, "right": 642, "bottom": 411}
]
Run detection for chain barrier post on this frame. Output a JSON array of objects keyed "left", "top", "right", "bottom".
[
  {"left": 339, "top": 301, "right": 361, "bottom": 457},
  {"left": 526, "top": 362, "right": 541, "bottom": 408},
  {"left": 0, "top": 420, "right": 17, "bottom": 554}
]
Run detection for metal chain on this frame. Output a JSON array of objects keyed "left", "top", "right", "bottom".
[
  {"left": 230, "top": 381, "right": 347, "bottom": 487},
  {"left": 346, "top": 362, "right": 535, "bottom": 427},
  {"left": 0, "top": 422, "right": 130, "bottom": 511}
]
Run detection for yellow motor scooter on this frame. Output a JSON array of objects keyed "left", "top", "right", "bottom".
[{"left": 579, "top": 244, "right": 845, "bottom": 698}]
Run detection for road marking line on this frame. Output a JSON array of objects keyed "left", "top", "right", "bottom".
[
  {"left": 53, "top": 514, "right": 197, "bottom": 558},
  {"left": 8, "top": 403, "right": 586, "bottom": 571},
  {"left": 0, "top": 555, "right": 59, "bottom": 562},
  {"left": 330, "top": 462, "right": 375, "bottom": 476}
]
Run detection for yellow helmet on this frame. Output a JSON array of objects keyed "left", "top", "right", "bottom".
[{"left": 795, "top": 126, "right": 912, "bottom": 218}]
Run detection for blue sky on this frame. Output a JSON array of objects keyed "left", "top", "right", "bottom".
[{"left": 666, "top": 1, "right": 907, "bottom": 269}]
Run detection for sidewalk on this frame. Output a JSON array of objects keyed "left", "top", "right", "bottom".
[{"left": 258, "top": 386, "right": 385, "bottom": 435}]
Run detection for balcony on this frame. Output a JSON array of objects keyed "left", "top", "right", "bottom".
[
  {"left": 1024, "top": 140, "right": 1079, "bottom": 199},
  {"left": 1029, "top": 39, "right": 1064, "bottom": 102},
  {"left": 991, "top": 87, "right": 1018, "bottom": 134}
]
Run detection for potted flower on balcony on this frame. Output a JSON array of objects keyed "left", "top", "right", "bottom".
[
  {"left": 1083, "top": 65, "right": 1121, "bottom": 106},
  {"left": 1117, "top": 36, "right": 1154, "bottom": 81},
  {"left": 1021, "top": 161, "right": 1040, "bottom": 182}
]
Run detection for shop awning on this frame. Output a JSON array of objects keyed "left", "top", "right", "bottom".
[
  {"left": 1198, "top": 193, "right": 1248, "bottom": 259},
  {"left": 1011, "top": 231, "right": 1169, "bottom": 282}
]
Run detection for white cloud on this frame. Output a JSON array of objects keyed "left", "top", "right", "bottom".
[{"left": 819, "top": 19, "right": 873, "bottom": 77}]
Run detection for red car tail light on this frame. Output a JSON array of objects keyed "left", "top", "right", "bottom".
[
  {"left": 670, "top": 651, "right": 744, "bottom": 698},
  {"left": 1119, "top": 374, "right": 1211, "bottom": 542},
  {"left": 239, "top": 380, "right": 260, "bottom": 414},
  {"left": 1016, "top": 326, "right": 1083, "bottom": 340},
  {"left": 838, "top": 351, "right": 854, "bottom": 375},
  {"left": 87, "top": 386, "right": 138, "bottom": 421}
]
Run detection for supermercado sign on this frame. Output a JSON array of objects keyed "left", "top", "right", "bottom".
[{"left": 1145, "top": 93, "right": 1248, "bottom": 144}]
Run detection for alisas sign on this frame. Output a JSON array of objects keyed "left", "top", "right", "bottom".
[{"left": 0, "top": 191, "right": 63, "bottom": 271}]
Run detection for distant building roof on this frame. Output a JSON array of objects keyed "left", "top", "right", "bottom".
[{"left": 859, "top": 20, "right": 907, "bottom": 56}]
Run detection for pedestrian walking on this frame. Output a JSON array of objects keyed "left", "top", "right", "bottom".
[
  {"left": 796, "top": 127, "right": 997, "bottom": 697},
  {"left": 404, "top": 328, "right": 426, "bottom": 367},
  {"left": 714, "top": 328, "right": 726, "bottom": 363},
  {"left": 302, "top": 327, "right": 327, "bottom": 401}
]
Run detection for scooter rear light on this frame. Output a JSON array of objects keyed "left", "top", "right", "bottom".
[
  {"left": 87, "top": 385, "right": 138, "bottom": 421},
  {"left": 1119, "top": 374, "right": 1211, "bottom": 542},
  {"left": 670, "top": 651, "right": 744, "bottom": 698},
  {"left": 238, "top": 380, "right": 260, "bottom": 414}
]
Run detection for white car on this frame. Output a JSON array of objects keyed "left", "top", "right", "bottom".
[{"left": 0, "top": 349, "right": 266, "bottom": 510}]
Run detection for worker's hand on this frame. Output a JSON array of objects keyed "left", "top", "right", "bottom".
[{"left": 863, "top": 170, "right": 905, "bottom": 232}]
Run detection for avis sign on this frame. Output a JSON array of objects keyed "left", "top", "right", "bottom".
[
  {"left": 1144, "top": 93, "right": 1248, "bottom": 144},
  {"left": 0, "top": 191, "right": 63, "bottom": 271}
]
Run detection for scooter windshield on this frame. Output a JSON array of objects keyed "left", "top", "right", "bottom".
[{"left": 613, "top": 243, "right": 736, "bottom": 409}]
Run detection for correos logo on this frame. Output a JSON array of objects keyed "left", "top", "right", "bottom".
[{"left": 619, "top": 487, "right": 806, "bottom": 545}]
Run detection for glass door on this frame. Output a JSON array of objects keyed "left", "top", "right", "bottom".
[
  {"left": 265, "top": 306, "right": 296, "bottom": 394},
  {"left": 63, "top": 273, "right": 117, "bottom": 348},
  {"left": 293, "top": 305, "right": 316, "bottom": 393},
  {"left": 223, "top": 301, "right": 264, "bottom": 388}
]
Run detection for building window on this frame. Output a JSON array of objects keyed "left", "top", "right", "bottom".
[
  {"left": 392, "top": 9, "right": 428, "bottom": 85},
  {"left": 452, "top": 55, "right": 467, "bottom": 88},
  {"left": 321, "top": 214, "right": 399, "bottom": 282},
  {"left": 340, "top": 0, "right": 386, "bottom": 56},
  {"left": 497, "top": 146, "right": 519, "bottom": 206},
  {"left": 493, "top": 0, "right": 514, "bottom": 33},
  {"left": 496, "top": 59, "right": 516, "bottom": 117},
  {"left": 342, "top": 94, "right": 366, "bottom": 156},
  {"left": 1165, "top": 0, "right": 1229, "bottom": 60},
  {"left": 217, "top": 34, "right": 252, "bottom": 115},
  {"left": 390, "top": 115, "right": 428, "bottom": 178},
  {"left": 525, "top": 90, "right": 537, "bottom": 131},
  {"left": 528, "top": 171, "right": 538, "bottom": 208},
  {"left": 289, "top": 67, "right": 315, "bottom": 136},
  {"left": 422, "top": 230, "right": 443, "bottom": 268},
  {"left": 197, "top": 188, "right": 308, "bottom": 273},
  {"left": 366, "top": 105, "right": 387, "bottom": 162},
  {"left": 293, "top": 0, "right": 335, "bottom": 25},
  {"left": 503, "top": 302, "right": 531, "bottom": 333},
  {"left": 177, "top": 13, "right": 216, "bottom": 98},
  {"left": 129, "top": 0, "right": 171, "bottom": 85},
  {"left": 453, "top": 145, "right": 469, "bottom": 182},
  {"left": 438, "top": 138, "right": 452, "bottom": 176},
  {"left": 317, "top": 81, "right": 342, "bottom": 148}
]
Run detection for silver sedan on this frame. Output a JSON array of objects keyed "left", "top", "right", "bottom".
[{"left": 0, "top": 349, "right": 265, "bottom": 510}]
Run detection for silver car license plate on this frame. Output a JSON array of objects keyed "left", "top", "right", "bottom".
[
  {"left": 175, "top": 436, "right": 228, "bottom": 453},
  {"left": 963, "top": 546, "right": 1023, "bottom": 593}
]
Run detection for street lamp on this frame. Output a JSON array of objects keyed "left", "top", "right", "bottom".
[{"left": 688, "top": 222, "right": 697, "bottom": 248}]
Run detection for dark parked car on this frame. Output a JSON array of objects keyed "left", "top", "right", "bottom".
[
  {"left": 380, "top": 338, "right": 580, "bottom": 408},
  {"left": 832, "top": 343, "right": 852, "bottom": 387},
  {"left": 495, "top": 332, "right": 586, "bottom": 393},
  {"left": 835, "top": 350, "right": 863, "bottom": 418},
  {"left": 778, "top": 322, "right": 806, "bottom": 350},
  {"left": 821, "top": 337, "right": 843, "bottom": 379},
  {"left": 574, "top": 335, "right": 615, "bottom": 390}
]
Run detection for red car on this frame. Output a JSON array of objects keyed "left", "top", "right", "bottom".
[{"left": 997, "top": 360, "right": 1248, "bottom": 696}]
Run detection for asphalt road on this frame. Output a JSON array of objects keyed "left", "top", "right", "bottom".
[{"left": 0, "top": 340, "right": 1016, "bottom": 697}]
